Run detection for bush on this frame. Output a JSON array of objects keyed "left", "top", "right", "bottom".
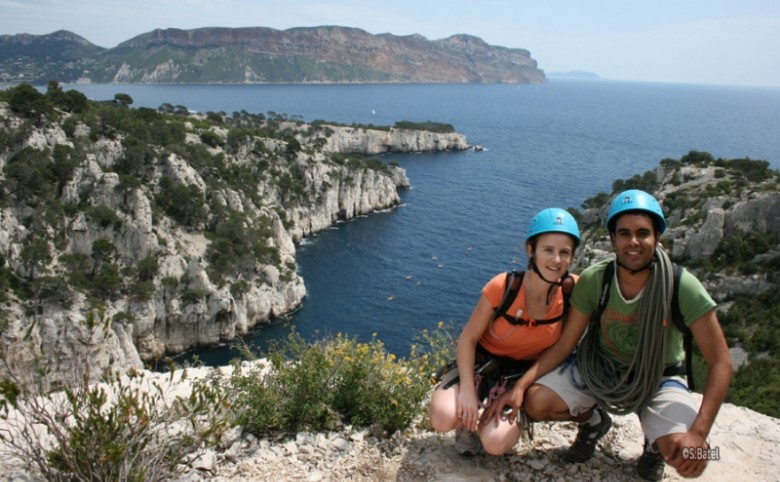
[
  {"left": 199, "top": 130, "right": 223, "bottom": 148},
  {"left": 393, "top": 120, "right": 455, "bottom": 133},
  {"left": 728, "top": 357, "right": 780, "bottom": 418},
  {"left": 228, "top": 324, "right": 455, "bottom": 437},
  {"left": 86, "top": 204, "right": 123, "bottom": 229},
  {"left": 724, "top": 158, "right": 771, "bottom": 183},
  {"left": 611, "top": 170, "right": 659, "bottom": 195},
  {"left": 4, "top": 83, "right": 53, "bottom": 124},
  {"left": 680, "top": 150, "right": 715, "bottom": 166},
  {"left": 155, "top": 177, "right": 207, "bottom": 228}
]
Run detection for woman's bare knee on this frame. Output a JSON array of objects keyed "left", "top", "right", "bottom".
[
  {"left": 479, "top": 421, "right": 519, "bottom": 455},
  {"left": 428, "top": 388, "right": 458, "bottom": 432}
]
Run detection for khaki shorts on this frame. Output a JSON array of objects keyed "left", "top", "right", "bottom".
[{"left": 536, "top": 356, "right": 699, "bottom": 445}]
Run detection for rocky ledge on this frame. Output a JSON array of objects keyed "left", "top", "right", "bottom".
[
  {"left": 170, "top": 400, "right": 778, "bottom": 482},
  {"left": 3, "top": 366, "right": 773, "bottom": 482}
]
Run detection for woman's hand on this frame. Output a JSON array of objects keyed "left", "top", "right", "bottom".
[{"left": 456, "top": 388, "right": 481, "bottom": 431}]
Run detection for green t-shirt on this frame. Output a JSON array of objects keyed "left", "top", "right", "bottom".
[{"left": 570, "top": 258, "right": 717, "bottom": 366}]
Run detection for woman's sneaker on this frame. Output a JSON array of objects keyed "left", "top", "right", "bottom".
[
  {"left": 636, "top": 438, "right": 664, "bottom": 481},
  {"left": 562, "top": 407, "right": 612, "bottom": 463},
  {"left": 454, "top": 428, "right": 483, "bottom": 456}
]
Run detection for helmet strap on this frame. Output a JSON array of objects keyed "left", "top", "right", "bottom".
[
  {"left": 530, "top": 258, "right": 570, "bottom": 303},
  {"left": 616, "top": 254, "right": 657, "bottom": 276}
]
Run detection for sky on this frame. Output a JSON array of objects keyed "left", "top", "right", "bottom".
[{"left": 1, "top": 0, "right": 779, "bottom": 88}]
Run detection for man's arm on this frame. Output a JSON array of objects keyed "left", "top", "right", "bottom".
[
  {"left": 688, "top": 310, "right": 733, "bottom": 439},
  {"left": 663, "top": 309, "right": 733, "bottom": 477}
]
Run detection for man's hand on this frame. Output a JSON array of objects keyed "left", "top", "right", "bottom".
[
  {"left": 663, "top": 431, "right": 711, "bottom": 478},
  {"left": 480, "top": 386, "right": 524, "bottom": 427}
]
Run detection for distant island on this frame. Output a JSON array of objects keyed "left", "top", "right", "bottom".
[
  {"left": 546, "top": 70, "right": 602, "bottom": 80},
  {"left": 0, "top": 26, "right": 545, "bottom": 85}
]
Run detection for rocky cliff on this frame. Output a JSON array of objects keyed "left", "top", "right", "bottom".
[
  {"left": 0, "top": 93, "right": 474, "bottom": 386},
  {"left": 0, "top": 26, "right": 545, "bottom": 84},
  {"left": 572, "top": 155, "right": 780, "bottom": 302},
  {"left": 320, "top": 125, "right": 471, "bottom": 155}
]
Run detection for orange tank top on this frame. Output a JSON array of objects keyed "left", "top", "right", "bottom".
[{"left": 478, "top": 271, "right": 576, "bottom": 360}]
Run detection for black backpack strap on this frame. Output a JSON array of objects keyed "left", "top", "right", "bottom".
[
  {"left": 669, "top": 264, "right": 695, "bottom": 391},
  {"left": 560, "top": 273, "right": 575, "bottom": 319},
  {"left": 494, "top": 271, "right": 574, "bottom": 326},
  {"left": 594, "top": 260, "right": 616, "bottom": 323},
  {"left": 493, "top": 271, "right": 524, "bottom": 322}
]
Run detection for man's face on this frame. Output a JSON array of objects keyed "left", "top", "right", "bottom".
[{"left": 610, "top": 213, "right": 659, "bottom": 271}]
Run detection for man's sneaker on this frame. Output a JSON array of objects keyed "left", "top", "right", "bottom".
[
  {"left": 636, "top": 438, "right": 665, "bottom": 481},
  {"left": 562, "top": 407, "right": 612, "bottom": 463},
  {"left": 454, "top": 427, "right": 483, "bottom": 456}
]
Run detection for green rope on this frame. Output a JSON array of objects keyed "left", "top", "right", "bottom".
[{"left": 576, "top": 246, "right": 675, "bottom": 415}]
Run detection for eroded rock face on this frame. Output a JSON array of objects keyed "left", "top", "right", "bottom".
[
  {"left": 574, "top": 162, "right": 780, "bottom": 302},
  {"left": 322, "top": 126, "right": 470, "bottom": 155},
  {"left": 0, "top": 108, "right": 416, "bottom": 380}
]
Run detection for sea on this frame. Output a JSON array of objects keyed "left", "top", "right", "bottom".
[{"left": 64, "top": 80, "right": 780, "bottom": 365}]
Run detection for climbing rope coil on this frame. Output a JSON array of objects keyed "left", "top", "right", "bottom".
[{"left": 576, "top": 246, "right": 675, "bottom": 415}]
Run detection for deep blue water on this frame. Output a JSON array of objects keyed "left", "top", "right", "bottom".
[{"left": 67, "top": 81, "right": 780, "bottom": 364}]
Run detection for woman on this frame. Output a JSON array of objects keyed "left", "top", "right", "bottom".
[{"left": 428, "top": 207, "right": 580, "bottom": 456}]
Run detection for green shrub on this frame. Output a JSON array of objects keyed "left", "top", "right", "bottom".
[
  {"left": 86, "top": 204, "right": 123, "bottom": 229},
  {"left": 728, "top": 357, "right": 780, "bottom": 418},
  {"left": 4, "top": 83, "right": 54, "bottom": 124},
  {"left": 612, "top": 170, "right": 659, "bottom": 195},
  {"left": 228, "top": 325, "right": 456, "bottom": 437},
  {"left": 725, "top": 158, "right": 771, "bottom": 182},
  {"left": 581, "top": 191, "right": 610, "bottom": 210},
  {"left": 129, "top": 280, "right": 155, "bottom": 301},
  {"left": 136, "top": 256, "right": 159, "bottom": 282},
  {"left": 680, "top": 150, "right": 715, "bottom": 166},
  {"left": 393, "top": 120, "right": 455, "bottom": 133},
  {"left": 199, "top": 130, "right": 223, "bottom": 148},
  {"left": 155, "top": 177, "right": 207, "bottom": 228}
]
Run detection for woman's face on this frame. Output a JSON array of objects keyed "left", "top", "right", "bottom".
[{"left": 527, "top": 232, "right": 575, "bottom": 280}]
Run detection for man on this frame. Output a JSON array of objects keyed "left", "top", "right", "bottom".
[{"left": 482, "top": 189, "right": 733, "bottom": 481}]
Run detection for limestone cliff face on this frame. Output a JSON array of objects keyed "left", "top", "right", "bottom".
[
  {"left": 0, "top": 104, "right": 417, "bottom": 383},
  {"left": 321, "top": 126, "right": 470, "bottom": 155},
  {"left": 573, "top": 161, "right": 780, "bottom": 301}
]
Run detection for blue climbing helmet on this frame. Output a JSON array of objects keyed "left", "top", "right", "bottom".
[
  {"left": 606, "top": 189, "right": 667, "bottom": 234},
  {"left": 527, "top": 208, "right": 581, "bottom": 248}
]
